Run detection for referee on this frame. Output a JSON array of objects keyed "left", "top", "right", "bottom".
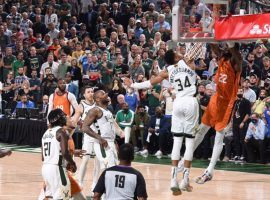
[{"left": 93, "top": 144, "right": 148, "bottom": 200}]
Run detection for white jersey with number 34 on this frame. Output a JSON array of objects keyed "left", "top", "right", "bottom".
[{"left": 167, "top": 60, "right": 197, "bottom": 98}]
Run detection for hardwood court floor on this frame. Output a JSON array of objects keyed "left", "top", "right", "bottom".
[{"left": 1, "top": 152, "right": 270, "bottom": 200}]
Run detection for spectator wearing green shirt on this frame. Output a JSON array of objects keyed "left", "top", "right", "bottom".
[
  {"left": 58, "top": 53, "right": 71, "bottom": 79},
  {"left": 147, "top": 74, "right": 161, "bottom": 116},
  {"left": 116, "top": 102, "right": 135, "bottom": 144},
  {"left": 99, "top": 52, "right": 114, "bottom": 90},
  {"left": 2, "top": 47, "right": 16, "bottom": 81},
  {"left": 142, "top": 51, "right": 153, "bottom": 79},
  {"left": 12, "top": 51, "right": 25, "bottom": 77},
  {"left": 131, "top": 105, "right": 150, "bottom": 152}
]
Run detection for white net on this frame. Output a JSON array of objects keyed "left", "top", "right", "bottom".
[{"left": 185, "top": 42, "right": 207, "bottom": 60}]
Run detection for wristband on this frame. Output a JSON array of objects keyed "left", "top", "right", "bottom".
[{"left": 131, "top": 80, "right": 152, "bottom": 90}]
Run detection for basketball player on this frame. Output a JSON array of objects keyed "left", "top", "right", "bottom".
[
  {"left": 124, "top": 49, "right": 200, "bottom": 195},
  {"left": 72, "top": 86, "right": 101, "bottom": 191},
  {"left": 178, "top": 42, "right": 242, "bottom": 184},
  {"left": 81, "top": 90, "right": 124, "bottom": 169},
  {"left": 41, "top": 109, "right": 77, "bottom": 200},
  {"left": 0, "top": 148, "right": 12, "bottom": 158},
  {"left": 93, "top": 143, "right": 148, "bottom": 200},
  {"left": 48, "top": 78, "right": 79, "bottom": 118}
]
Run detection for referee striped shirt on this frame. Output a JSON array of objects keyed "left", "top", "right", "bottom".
[{"left": 94, "top": 165, "right": 147, "bottom": 200}]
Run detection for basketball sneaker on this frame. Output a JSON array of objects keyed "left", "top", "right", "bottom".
[
  {"left": 155, "top": 150, "right": 163, "bottom": 157},
  {"left": 140, "top": 149, "right": 149, "bottom": 157},
  {"left": 170, "top": 179, "right": 182, "bottom": 195},
  {"left": 177, "top": 158, "right": 184, "bottom": 173},
  {"left": 180, "top": 178, "right": 193, "bottom": 192},
  {"left": 195, "top": 171, "right": 212, "bottom": 184}
]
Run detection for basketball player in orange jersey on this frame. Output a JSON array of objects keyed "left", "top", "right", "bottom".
[
  {"left": 48, "top": 78, "right": 79, "bottom": 118},
  {"left": 178, "top": 42, "right": 242, "bottom": 184}
]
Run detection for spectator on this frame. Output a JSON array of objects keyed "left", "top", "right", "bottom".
[
  {"left": 29, "top": 69, "right": 41, "bottom": 103},
  {"left": 40, "top": 53, "right": 59, "bottom": 80},
  {"left": 1, "top": 71, "right": 14, "bottom": 107},
  {"left": 14, "top": 67, "right": 28, "bottom": 92},
  {"left": 144, "top": 3, "right": 159, "bottom": 22},
  {"left": 241, "top": 53, "right": 261, "bottom": 82},
  {"left": 44, "top": 6, "right": 58, "bottom": 29},
  {"left": 115, "top": 102, "right": 135, "bottom": 144},
  {"left": 12, "top": 51, "right": 26, "bottom": 77},
  {"left": 134, "top": 20, "right": 143, "bottom": 41},
  {"left": 0, "top": 25, "right": 9, "bottom": 51},
  {"left": 245, "top": 113, "right": 267, "bottom": 164},
  {"left": 41, "top": 73, "right": 57, "bottom": 96},
  {"left": 32, "top": 33, "right": 46, "bottom": 55},
  {"left": 261, "top": 56, "right": 270, "bottom": 81},
  {"left": 252, "top": 89, "right": 267, "bottom": 116},
  {"left": 58, "top": 53, "right": 71, "bottom": 79},
  {"left": 125, "top": 88, "right": 138, "bottom": 112},
  {"left": 249, "top": 74, "right": 260, "bottom": 97},
  {"left": 109, "top": 77, "right": 126, "bottom": 109},
  {"left": 47, "top": 22, "right": 59, "bottom": 40},
  {"left": 131, "top": 105, "right": 150, "bottom": 152},
  {"left": 15, "top": 93, "right": 35, "bottom": 110},
  {"left": 2, "top": 47, "right": 16, "bottom": 81},
  {"left": 7, "top": 6, "right": 22, "bottom": 25},
  {"left": 129, "top": 55, "right": 145, "bottom": 81},
  {"left": 113, "top": 54, "right": 129, "bottom": 78},
  {"left": 115, "top": 94, "right": 126, "bottom": 114},
  {"left": 232, "top": 88, "right": 251, "bottom": 162},
  {"left": 144, "top": 106, "right": 171, "bottom": 157},
  {"left": 243, "top": 79, "right": 257, "bottom": 106},
  {"left": 99, "top": 52, "right": 114, "bottom": 90},
  {"left": 65, "top": 72, "right": 79, "bottom": 99},
  {"left": 25, "top": 46, "right": 44, "bottom": 78}
]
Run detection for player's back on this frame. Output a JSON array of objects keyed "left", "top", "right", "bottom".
[
  {"left": 167, "top": 60, "right": 197, "bottom": 98},
  {"left": 42, "top": 126, "right": 63, "bottom": 165},
  {"left": 215, "top": 58, "right": 240, "bottom": 101}
]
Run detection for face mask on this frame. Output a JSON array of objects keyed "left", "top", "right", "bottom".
[
  {"left": 259, "top": 96, "right": 265, "bottom": 100},
  {"left": 199, "top": 91, "right": 204, "bottom": 96},
  {"left": 156, "top": 113, "right": 162, "bottom": 118},
  {"left": 237, "top": 94, "right": 243, "bottom": 98},
  {"left": 264, "top": 82, "right": 270, "bottom": 87},
  {"left": 251, "top": 119, "right": 258, "bottom": 124},
  {"left": 139, "top": 111, "right": 144, "bottom": 116},
  {"left": 18, "top": 72, "right": 23, "bottom": 76}
]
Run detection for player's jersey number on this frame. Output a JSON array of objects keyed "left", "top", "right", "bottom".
[
  {"left": 55, "top": 105, "right": 64, "bottom": 110},
  {"left": 44, "top": 142, "right": 51, "bottom": 156},
  {"left": 115, "top": 175, "right": 125, "bottom": 188},
  {"left": 218, "top": 73, "right": 228, "bottom": 84},
  {"left": 175, "top": 76, "right": 191, "bottom": 91}
]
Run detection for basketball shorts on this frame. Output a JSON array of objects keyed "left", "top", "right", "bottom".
[
  {"left": 94, "top": 140, "right": 118, "bottom": 169},
  {"left": 82, "top": 133, "right": 97, "bottom": 155},
  {"left": 202, "top": 95, "right": 235, "bottom": 132},
  {"left": 42, "top": 164, "right": 70, "bottom": 200},
  {"left": 171, "top": 96, "right": 199, "bottom": 136}
]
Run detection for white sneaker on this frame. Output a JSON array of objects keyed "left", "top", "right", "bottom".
[
  {"left": 170, "top": 179, "right": 182, "bottom": 195},
  {"left": 155, "top": 150, "right": 163, "bottom": 157},
  {"left": 195, "top": 171, "right": 213, "bottom": 184},
  {"left": 140, "top": 149, "right": 149, "bottom": 157},
  {"left": 177, "top": 158, "right": 184, "bottom": 173},
  {"left": 180, "top": 178, "right": 193, "bottom": 192}
]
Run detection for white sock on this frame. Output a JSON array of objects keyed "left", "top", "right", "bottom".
[
  {"left": 183, "top": 167, "right": 190, "bottom": 182},
  {"left": 193, "top": 124, "right": 210, "bottom": 151},
  {"left": 124, "top": 127, "right": 131, "bottom": 143},
  {"left": 207, "top": 131, "right": 225, "bottom": 175},
  {"left": 78, "top": 155, "right": 90, "bottom": 186},
  {"left": 171, "top": 167, "right": 178, "bottom": 180},
  {"left": 92, "top": 156, "right": 101, "bottom": 191}
]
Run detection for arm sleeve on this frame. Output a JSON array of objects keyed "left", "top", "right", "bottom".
[
  {"left": 93, "top": 171, "right": 106, "bottom": 194},
  {"left": 68, "top": 92, "right": 79, "bottom": 110},
  {"left": 135, "top": 172, "right": 148, "bottom": 198}
]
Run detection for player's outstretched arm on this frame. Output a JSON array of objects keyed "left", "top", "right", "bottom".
[
  {"left": 209, "top": 43, "right": 222, "bottom": 58},
  {"left": 227, "top": 42, "right": 242, "bottom": 72},
  {"left": 81, "top": 107, "right": 108, "bottom": 148},
  {"left": 124, "top": 70, "right": 168, "bottom": 89}
]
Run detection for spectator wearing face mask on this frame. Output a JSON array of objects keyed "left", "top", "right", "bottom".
[
  {"left": 252, "top": 89, "right": 267, "bottom": 116},
  {"left": 231, "top": 88, "right": 251, "bottom": 162},
  {"left": 249, "top": 74, "right": 260, "bottom": 97},
  {"left": 245, "top": 113, "right": 267, "bottom": 164}
]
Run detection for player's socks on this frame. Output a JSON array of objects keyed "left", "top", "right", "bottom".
[
  {"left": 170, "top": 167, "right": 181, "bottom": 195},
  {"left": 124, "top": 127, "right": 131, "bottom": 143},
  {"left": 207, "top": 132, "right": 224, "bottom": 175},
  {"left": 78, "top": 155, "right": 90, "bottom": 187}
]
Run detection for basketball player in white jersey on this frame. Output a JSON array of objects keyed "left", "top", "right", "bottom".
[
  {"left": 82, "top": 90, "right": 124, "bottom": 168},
  {"left": 41, "top": 109, "right": 77, "bottom": 200},
  {"left": 72, "top": 86, "right": 101, "bottom": 192},
  {"left": 124, "top": 49, "right": 199, "bottom": 195}
]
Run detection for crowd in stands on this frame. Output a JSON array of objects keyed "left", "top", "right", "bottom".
[{"left": 0, "top": 0, "right": 269, "bottom": 164}]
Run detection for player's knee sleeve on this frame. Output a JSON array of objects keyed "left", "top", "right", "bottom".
[
  {"left": 184, "top": 138, "right": 195, "bottom": 161},
  {"left": 215, "top": 131, "right": 225, "bottom": 146},
  {"left": 171, "top": 137, "right": 184, "bottom": 160},
  {"left": 198, "top": 123, "right": 211, "bottom": 136}
]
